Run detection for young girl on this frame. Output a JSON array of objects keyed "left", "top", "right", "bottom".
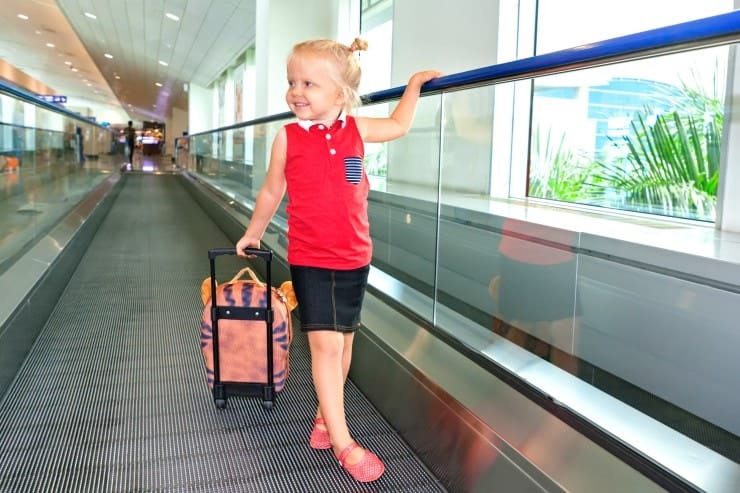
[{"left": 236, "top": 38, "right": 441, "bottom": 483}]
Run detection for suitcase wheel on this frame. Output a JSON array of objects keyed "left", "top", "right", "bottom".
[
  {"left": 262, "top": 400, "right": 273, "bottom": 411},
  {"left": 215, "top": 398, "right": 226, "bottom": 409}
]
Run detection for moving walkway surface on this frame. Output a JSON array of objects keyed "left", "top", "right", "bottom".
[{"left": 0, "top": 173, "right": 446, "bottom": 492}]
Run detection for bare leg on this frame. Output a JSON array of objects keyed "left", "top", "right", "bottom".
[
  {"left": 315, "top": 332, "right": 353, "bottom": 420},
  {"left": 309, "top": 331, "right": 351, "bottom": 446},
  {"left": 309, "top": 331, "right": 365, "bottom": 464}
]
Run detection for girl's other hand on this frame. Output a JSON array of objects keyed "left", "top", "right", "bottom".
[{"left": 235, "top": 235, "right": 260, "bottom": 257}]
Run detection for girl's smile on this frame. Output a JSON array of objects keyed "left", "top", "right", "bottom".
[{"left": 286, "top": 53, "right": 345, "bottom": 125}]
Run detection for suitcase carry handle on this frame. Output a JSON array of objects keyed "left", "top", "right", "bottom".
[
  {"left": 207, "top": 247, "right": 275, "bottom": 409},
  {"left": 229, "top": 266, "right": 264, "bottom": 286},
  {"left": 209, "top": 247, "right": 273, "bottom": 262}
]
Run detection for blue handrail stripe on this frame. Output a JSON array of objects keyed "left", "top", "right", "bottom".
[
  {"left": 365, "top": 10, "right": 740, "bottom": 102},
  {"left": 0, "top": 77, "right": 111, "bottom": 129},
  {"left": 184, "top": 10, "right": 740, "bottom": 138}
]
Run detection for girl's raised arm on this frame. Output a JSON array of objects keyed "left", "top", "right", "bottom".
[{"left": 356, "top": 70, "right": 442, "bottom": 143}]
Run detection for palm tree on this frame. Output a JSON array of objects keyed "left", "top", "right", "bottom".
[{"left": 586, "top": 73, "right": 722, "bottom": 221}]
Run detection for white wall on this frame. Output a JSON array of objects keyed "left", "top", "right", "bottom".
[
  {"left": 387, "top": 0, "right": 501, "bottom": 189},
  {"left": 65, "top": 101, "right": 129, "bottom": 126},
  {"left": 255, "top": 0, "right": 339, "bottom": 119},
  {"left": 165, "top": 106, "right": 189, "bottom": 157},
  {"left": 188, "top": 83, "right": 213, "bottom": 134},
  {"left": 391, "top": 0, "right": 500, "bottom": 85}
]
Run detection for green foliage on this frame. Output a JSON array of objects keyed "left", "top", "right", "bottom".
[
  {"left": 529, "top": 127, "right": 595, "bottom": 202},
  {"left": 533, "top": 69, "right": 723, "bottom": 221},
  {"left": 365, "top": 143, "right": 388, "bottom": 177},
  {"left": 588, "top": 109, "right": 719, "bottom": 219}
]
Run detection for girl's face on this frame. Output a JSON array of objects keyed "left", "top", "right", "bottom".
[{"left": 286, "top": 52, "right": 346, "bottom": 123}]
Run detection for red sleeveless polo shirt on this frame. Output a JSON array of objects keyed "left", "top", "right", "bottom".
[{"left": 284, "top": 116, "right": 371, "bottom": 269}]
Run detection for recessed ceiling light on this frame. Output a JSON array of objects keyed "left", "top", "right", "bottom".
[
  {"left": 155, "top": 82, "right": 163, "bottom": 87},
  {"left": 165, "top": 13, "right": 180, "bottom": 21},
  {"left": 104, "top": 53, "right": 113, "bottom": 59},
  {"left": 71, "top": 68, "right": 78, "bottom": 72},
  {"left": 158, "top": 60, "right": 168, "bottom": 66},
  {"left": 64, "top": 61, "right": 72, "bottom": 65},
  {"left": 115, "top": 75, "right": 121, "bottom": 79},
  {"left": 84, "top": 12, "right": 97, "bottom": 19},
  {"left": 17, "top": 14, "right": 29, "bottom": 20},
  {"left": 46, "top": 43, "right": 55, "bottom": 48}
]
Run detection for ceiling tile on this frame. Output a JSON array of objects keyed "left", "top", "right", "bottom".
[{"left": 0, "top": 0, "right": 256, "bottom": 123}]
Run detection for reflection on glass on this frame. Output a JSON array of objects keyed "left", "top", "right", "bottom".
[
  {"left": 491, "top": 221, "right": 579, "bottom": 373},
  {"left": 359, "top": 97, "right": 441, "bottom": 199},
  {"left": 440, "top": 87, "right": 493, "bottom": 195},
  {"left": 0, "top": 92, "right": 117, "bottom": 276},
  {"left": 189, "top": 119, "right": 290, "bottom": 211}
]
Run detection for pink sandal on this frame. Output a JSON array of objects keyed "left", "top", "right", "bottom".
[
  {"left": 335, "top": 441, "right": 385, "bottom": 482},
  {"left": 309, "top": 418, "right": 331, "bottom": 449}
]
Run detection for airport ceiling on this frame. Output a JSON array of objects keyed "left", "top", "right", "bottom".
[{"left": 0, "top": 0, "right": 256, "bottom": 124}]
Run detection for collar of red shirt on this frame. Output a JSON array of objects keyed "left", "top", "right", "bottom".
[{"left": 297, "top": 112, "right": 346, "bottom": 131}]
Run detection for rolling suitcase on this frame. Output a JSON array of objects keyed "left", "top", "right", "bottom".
[{"left": 200, "top": 247, "right": 296, "bottom": 410}]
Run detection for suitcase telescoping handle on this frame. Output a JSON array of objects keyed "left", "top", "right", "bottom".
[
  {"left": 207, "top": 247, "right": 275, "bottom": 408},
  {"left": 208, "top": 247, "right": 272, "bottom": 293},
  {"left": 208, "top": 247, "right": 272, "bottom": 262}
]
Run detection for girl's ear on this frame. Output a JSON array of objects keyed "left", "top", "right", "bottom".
[{"left": 335, "top": 87, "right": 349, "bottom": 107}]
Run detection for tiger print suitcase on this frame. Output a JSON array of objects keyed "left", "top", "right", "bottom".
[{"left": 200, "top": 248, "right": 296, "bottom": 410}]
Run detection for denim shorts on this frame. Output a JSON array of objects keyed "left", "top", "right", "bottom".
[{"left": 290, "top": 264, "right": 370, "bottom": 332}]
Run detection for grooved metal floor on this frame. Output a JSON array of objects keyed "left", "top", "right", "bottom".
[{"left": 0, "top": 174, "right": 447, "bottom": 493}]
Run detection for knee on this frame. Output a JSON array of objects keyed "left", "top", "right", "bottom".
[{"left": 309, "top": 332, "right": 344, "bottom": 359}]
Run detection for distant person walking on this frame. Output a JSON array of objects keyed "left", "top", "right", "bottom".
[
  {"left": 75, "top": 127, "right": 85, "bottom": 164},
  {"left": 124, "top": 121, "right": 136, "bottom": 163}
]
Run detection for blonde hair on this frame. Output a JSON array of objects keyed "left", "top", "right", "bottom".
[{"left": 289, "top": 38, "right": 368, "bottom": 112}]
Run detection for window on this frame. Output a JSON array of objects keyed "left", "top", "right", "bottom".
[
  {"left": 360, "top": 0, "right": 393, "bottom": 186},
  {"left": 526, "top": 0, "right": 734, "bottom": 221}
]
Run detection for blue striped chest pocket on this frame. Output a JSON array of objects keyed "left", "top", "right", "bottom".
[{"left": 344, "top": 156, "right": 363, "bottom": 184}]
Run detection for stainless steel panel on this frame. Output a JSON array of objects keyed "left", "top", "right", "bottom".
[
  {"left": 577, "top": 254, "right": 740, "bottom": 437},
  {"left": 0, "top": 175, "right": 119, "bottom": 329},
  {"left": 354, "top": 293, "right": 664, "bottom": 493},
  {"left": 580, "top": 230, "right": 740, "bottom": 288}
]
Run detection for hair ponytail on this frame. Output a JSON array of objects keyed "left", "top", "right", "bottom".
[{"left": 349, "top": 38, "right": 368, "bottom": 53}]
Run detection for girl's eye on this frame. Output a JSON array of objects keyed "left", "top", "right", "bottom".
[
  {"left": 288, "top": 81, "right": 295, "bottom": 88},
  {"left": 304, "top": 81, "right": 313, "bottom": 88}
]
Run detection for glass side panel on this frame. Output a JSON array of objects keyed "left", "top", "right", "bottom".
[
  {"left": 0, "top": 91, "right": 118, "bottom": 276},
  {"left": 362, "top": 95, "right": 442, "bottom": 323}
]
